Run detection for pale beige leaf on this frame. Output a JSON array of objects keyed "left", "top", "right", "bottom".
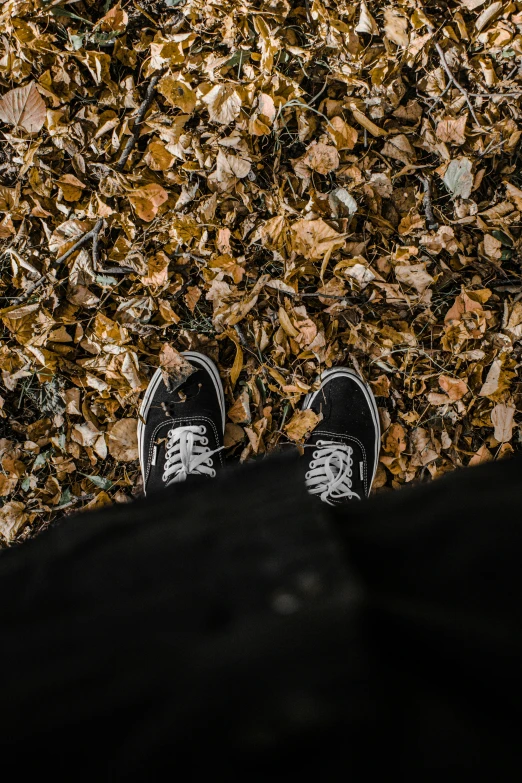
[
  {"left": 327, "top": 117, "right": 358, "bottom": 150},
  {"left": 202, "top": 84, "right": 242, "bottom": 124},
  {"left": 436, "top": 115, "right": 467, "bottom": 145},
  {"left": 107, "top": 419, "right": 138, "bottom": 462},
  {"left": 291, "top": 219, "right": 345, "bottom": 261},
  {"left": 305, "top": 142, "right": 339, "bottom": 174},
  {"left": 491, "top": 403, "right": 515, "bottom": 443},
  {"left": 395, "top": 263, "right": 434, "bottom": 294},
  {"left": 355, "top": 0, "right": 379, "bottom": 35},
  {"left": 384, "top": 7, "right": 409, "bottom": 47},
  {"left": 0, "top": 82, "right": 46, "bottom": 133}
]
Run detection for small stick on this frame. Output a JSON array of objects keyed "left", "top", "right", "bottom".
[
  {"left": 423, "top": 15, "right": 481, "bottom": 127},
  {"left": 418, "top": 175, "right": 439, "bottom": 231},
  {"left": 55, "top": 219, "right": 104, "bottom": 265},
  {"left": 115, "top": 68, "right": 166, "bottom": 171},
  {"left": 7, "top": 275, "right": 49, "bottom": 307}
]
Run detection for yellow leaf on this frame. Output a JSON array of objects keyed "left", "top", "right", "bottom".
[
  {"left": 278, "top": 306, "right": 299, "bottom": 337},
  {"left": 230, "top": 343, "right": 243, "bottom": 388}
]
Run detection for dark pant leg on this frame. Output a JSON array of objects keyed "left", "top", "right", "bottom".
[{"left": 0, "top": 454, "right": 521, "bottom": 778}]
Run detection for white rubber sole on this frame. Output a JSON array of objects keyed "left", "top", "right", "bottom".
[
  {"left": 302, "top": 367, "right": 381, "bottom": 488},
  {"left": 137, "top": 351, "right": 226, "bottom": 485}
]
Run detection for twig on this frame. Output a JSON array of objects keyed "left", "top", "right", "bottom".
[
  {"left": 7, "top": 275, "right": 49, "bottom": 307},
  {"left": 115, "top": 68, "right": 166, "bottom": 171},
  {"left": 55, "top": 219, "right": 104, "bottom": 265},
  {"left": 280, "top": 289, "right": 361, "bottom": 301},
  {"left": 418, "top": 175, "right": 439, "bottom": 231},
  {"left": 423, "top": 16, "right": 481, "bottom": 127}
]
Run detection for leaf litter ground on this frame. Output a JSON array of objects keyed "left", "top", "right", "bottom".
[{"left": 1, "top": 0, "right": 522, "bottom": 542}]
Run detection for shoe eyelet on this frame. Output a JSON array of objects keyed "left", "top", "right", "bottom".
[
  {"left": 198, "top": 425, "right": 206, "bottom": 434},
  {"left": 309, "top": 461, "right": 316, "bottom": 469},
  {"left": 201, "top": 437, "right": 208, "bottom": 445},
  {"left": 313, "top": 451, "right": 319, "bottom": 459},
  {"left": 210, "top": 469, "right": 216, "bottom": 477},
  {"left": 305, "top": 472, "right": 311, "bottom": 480}
]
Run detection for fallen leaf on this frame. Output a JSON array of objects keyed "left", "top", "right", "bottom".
[
  {"left": 291, "top": 219, "right": 345, "bottom": 261},
  {"left": 202, "top": 84, "right": 242, "bottom": 124},
  {"left": 443, "top": 158, "right": 473, "bottom": 200},
  {"left": 159, "top": 344, "right": 195, "bottom": 389},
  {"left": 395, "top": 263, "right": 434, "bottom": 294},
  {"left": 327, "top": 117, "right": 358, "bottom": 150},
  {"left": 228, "top": 389, "right": 251, "bottom": 424},
  {"left": 107, "top": 419, "right": 138, "bottom": 462},
  {"left": 439, "top": 375, "right": 468, "bottom": 401},
  {"left": 355, "top": 0, "right": 379, "bottom": 35},
  {"left": 383, "top": 7, "right": 409, "bottom": 47},
  {"left": 0, "top": 501, "right": 28, "bottom": 542},
  {"left": 305, "top": 142, "right": 339, "bottom": 174},
  {"left": 436, "top": 115, "right": 468, "bottom": 145},
  {"left": 0, "top": 82, "right": 46, "bottom": 133},
  {"left": 284, "top": 409, "right": 321, "bottom": 442},
  {"left": 128, "top": 183, "right": 168, "bottom": 222},
  {"left": 491, "top": 403, "right": 515, "bottom": 443}
]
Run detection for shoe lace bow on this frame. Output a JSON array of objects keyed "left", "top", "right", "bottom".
[
  {"left": 305, "top": 439, "right": 361, "bottom": 505},
  {"left": 163, "top": 424, "right": 222, "bottom": 485}
]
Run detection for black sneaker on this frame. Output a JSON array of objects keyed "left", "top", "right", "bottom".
[
  {"left": 302, "top": 367, "right": 381, "bottom": 505},
  {"left": 137, "top": 351, "right": 225, "bottom": 495}
]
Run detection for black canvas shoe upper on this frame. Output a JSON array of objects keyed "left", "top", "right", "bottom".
[
  {"left": 302, "top": 368, "right": 381, "bottom": 506},
  {"left": 138, "top": 352, "right": 225, "bottom": 495}
]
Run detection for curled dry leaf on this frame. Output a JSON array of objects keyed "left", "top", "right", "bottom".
[
  {"left": 159, "top": 343, "right": 195, "bottom": 389},
  {"left": 284, "top": 409, "right": 321, "bottom": 442}
]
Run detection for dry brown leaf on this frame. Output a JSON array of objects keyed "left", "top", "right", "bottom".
[
  {"left": 383, "top": 423, "right": 407, "bottom": 457},
  {"left": 159, "top": 344, "right": 195, "bottom": 389},
  {"left": 395, "top": 263, "right": 434, "bottom": 294},
  {"left": 0, "top": 501, "right": 28, "bottom": 542},
  {"left": 439, "top": 375, "right": 468, "bottom": 401},
  {"left": 224, "top": 422, "right": 245, "bottom": 448},
  {"left": 305, "top": 142, "right": 339, "bottom": 174},
  {"left": 99, "top": 1, "right": 128, "bottom": 32},
  {"left": 327, "top": 117, "right": 358, "bottom": 150},
  {"left": 202, "top": 84, "right": 242, "bottom": 124},
  {"left": 284, "top": 409, "right": 321, "bottom": 442},
  {"left": 0, "top": 82, "right": 46, "bottom": 133},
  {"left": 228, "top": 389, "right": 251, "bottom": 424},
  {"left": 491, "top": 403, "right": 515, "bottom": 443},
  {"left": 436, "top": 115, "right": 468, "bottom": 145},
  {"left": 107, "top": 419, "right": 138, "bottom": 462},
  {"left": 291, "top": 219, "right": 345, "bottom": 261},
  {"left": 383, "top": 7, "right": 409, "bottom": 47},
  {"left": 128, "top": 183, "right": 168, "bottom": 222}
]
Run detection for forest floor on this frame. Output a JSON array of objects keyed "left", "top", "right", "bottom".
[{"left": 1, "top": 0, "right": 522, "bottom": 542}]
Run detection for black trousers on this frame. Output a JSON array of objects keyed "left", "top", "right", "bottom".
[{"left": 1, "top": 454, "right": 521, "bottom": 779}]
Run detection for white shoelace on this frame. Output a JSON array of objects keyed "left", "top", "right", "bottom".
[
  {"left": 305, "top": 439, "right": 361, "bottom": 505},
  {"left": 162, "top": 425, "right": 222, "bottom": 485}
]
